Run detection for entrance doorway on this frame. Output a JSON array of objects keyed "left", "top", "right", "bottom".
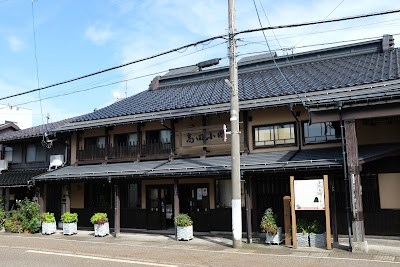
[
  {"left": 146, "top": 185, "right": 174, "bottom": 230},
  {"left": 178, "top": 183, "right": 210, "bottom": 231}
]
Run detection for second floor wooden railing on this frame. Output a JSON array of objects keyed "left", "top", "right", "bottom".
[{"left": 77, "top": 141, "right": 172, "bottom": 161}]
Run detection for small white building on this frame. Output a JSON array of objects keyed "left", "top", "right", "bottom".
[{"left": 0, "top": 104, "right": 32, "bottom": 129}]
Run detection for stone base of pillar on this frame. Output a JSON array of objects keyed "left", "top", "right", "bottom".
[{"left": 352, "top": 241, "right": 369, "bottom": 253}]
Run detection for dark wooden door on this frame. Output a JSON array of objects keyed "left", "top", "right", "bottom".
[
  {"left": 146, "top": 186, "right": 174, "bottom": 230},
  {"left": 46, "top": 184, "right": 62, "bottom": 222}
]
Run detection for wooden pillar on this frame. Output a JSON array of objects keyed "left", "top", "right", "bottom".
[
  {"left": 290, "top": 176, "right": 297, "bottom": 249},
  {"left": 5, "top": 188, "right": 10, "bottom": 211},
  {"left": 76, "top": 131, "right": 80, "bottom": 165},
  {"left": 65, "top": 183, "right": 71, "bottom": 213},
  {"left": 202, "top": 115, "right": 207, "bottom": 156},
  {"left": 242, "top": 110, "right": 249, "bottom": 154},
  {"left": 104, "top": 127, "right": 109, "bottom": 161},
  {"left": 39, "top": 183, "right": 47, "bottom": 214},
  {"left": 344, "top": 120, "right": 367, "bottom": 250},
  {"left": 170, "top": 119, "right": 175, "bottom": 159},
  {"left": 283, "top": 196, "right": 291, "bottom": 246},
  {"left": 137, "top": 123, "right": 142, "bottom": 159},
  {"left": 114, "top": 184, "right": 120, "bottom": 237},
  {"left": 245, "top": 177, "right": 252, "bottom": 243},
  {"left": 324, "top": 175, "right": 332, "bottom": 250},
  {"left": 330, "top": 177, "right": 339, "bottom": 247}
]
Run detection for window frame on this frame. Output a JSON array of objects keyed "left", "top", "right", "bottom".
[
  {"left": 302, "top": 120, "right": 341, "bottom": 145},
  {"left": 25, "top": 143, "right": 47, "bottom": 163},
  {"left": 252, "top": 122, "right": 297, "bottom": 148}
]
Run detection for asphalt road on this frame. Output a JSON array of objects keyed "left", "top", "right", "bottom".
[{"left": 0, "top": 234, "right": 399, "bottom": 267}]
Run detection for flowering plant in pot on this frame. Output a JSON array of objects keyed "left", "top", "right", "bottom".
[
  {"left": 90, "top": 213, "right": 109, "bottom": 237},
  {"left": 61, "top": 212, "right": 78, "bottom": 235},
  {"left": 260, "top": 208, "right": 282, "bottom": 244},
  {"left": 41, "top": 212, "right": 56, "bottom": 235},
  {"left": 174, "top": 213, "right": 193, "bottom": 241}
]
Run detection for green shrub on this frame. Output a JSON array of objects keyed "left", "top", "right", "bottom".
[
  {"left": 90, "top": 213, "right": 108, "bottom": 225},
  {"left": 41, "top": 212, "right": 56, "bottom": 223},
  {"left": 3, "top": 198, "right": 40, "bottom": 233},
  {"left": 296, "top": 219, "right": 309, "bottom": 234},
  {"left": 61, "top": 212, "right": 78, "bottom": 223},
  {"left": 174, "top": 213, "right": 193, "bottom": 227},
  {"left": 308, "top": 220, "right": 323, "bottom": 234},
  {"left": 260, "top": 208, "right": 278, "bottom": 236}
]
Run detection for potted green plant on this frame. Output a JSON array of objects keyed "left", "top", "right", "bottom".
[
  {"left": 41, "top": 212, "right": 56, "bottom": 235},
  {"left": 90, "top": 212, "right": 109, "bottom": 237},
  {"left": 296, "top": 219, "right": 310, "bottom": 247},
  {"left": 174, "top": 213, "right": 193, "bottom": 241},
  {"left": 308, "top": 220, "right": 326, "bottom": 248},
  {"left": 0, "top": 198, "right": 5, "bottom": 232},
  {"left": 61, "top": 212, "right": 78, "bottom": 235},
  {"left": 260, "top": 208, "right": 282, "bottom": 244}
]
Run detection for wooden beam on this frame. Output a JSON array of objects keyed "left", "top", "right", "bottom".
[
  {"left": 114, "top": 184, "right": 121, "bottom": 237},
  {"left": 39, "top": 183, "right": 47, "bottom": 214},
  {"left": 65, "top": 183, "right": 71, "bottom": 213},
  {"left": 245, "top": 177, "right": 252, "bottom": 243},
  {"left": 344, "top": 120, "right": 366, "bottom": 244},
  {"left": 283, "top": 196, "right": 291, "bottom": 246},
  {"left": 290, "top": 176, "right": 297, "bottom": 249},
  {"left": 324, "top": 175, "right": 332, "bottom": 250},
  {"left": 174, "top": 179, "right": 180, "bottom": 241}
]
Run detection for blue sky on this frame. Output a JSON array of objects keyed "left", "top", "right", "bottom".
[{"left": 1, "top": 0, "right": 400, "bottom": 126}]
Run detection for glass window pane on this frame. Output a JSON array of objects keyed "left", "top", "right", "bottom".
[
  {"left": 128, "top": 184, "right": 140, "bottom": 208},
  {"left": 26, "top": 144, "right": 36, "bottom": 162},
  {"left": 97, "top": 137, "right": 106, "bottom": 148},
  {"left": 36, "top": 145, "right": 46, "bottom": 162},
  {"left": 12, "top": 145, "right": 22, "bottom": 163},
  {"left": 128, "top": 133, "right": 138, "bottom": 146},
  {"left": 160, "top": 130, "right": 171, "bottom": 143},
  {"left": 217, "top": 180, "right": 232, "bottom": 208},
  {"left": 4, "top": 146, "right": 13, "bottom": 162}
]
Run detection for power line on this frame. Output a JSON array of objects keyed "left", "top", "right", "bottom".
[
  {"left": 252, "top": 0, "right": 306, "bottom": 107},
  {"left": 0, "top": 35, "right": 227, "bottom": 102},
  {"left": 1, "top": 8, "right": 399, "bottom": 102},
  {"left": 293, "top": 0, "right": 345, "bottom": 48},
  {"left": 236, "top": 8, "right": 400, "bottom": 35},
  {"left": 31, "top": 0, "right": 45, "bottom": 126}
]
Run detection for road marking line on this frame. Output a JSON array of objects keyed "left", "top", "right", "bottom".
[
  {"left": 4, "top": 235, "right": 396, "bottom": 265},
  {"left": 26, "top": 250, "right": 178, "bottom": 267}
]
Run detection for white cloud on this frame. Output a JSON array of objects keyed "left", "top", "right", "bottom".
[
  {"left": 7, "top": 36, "right": 23, "bottom": 52},
  {"left": 84, "top": 23, "right": 115, "bottom": 45}
]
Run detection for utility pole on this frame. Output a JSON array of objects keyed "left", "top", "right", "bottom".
[{"left": 228, "top": 0, "right": 242, "bottom": 249}]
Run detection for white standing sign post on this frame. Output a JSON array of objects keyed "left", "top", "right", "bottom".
[
  {"left": 294, "top": 179, "right": 325, "bottom": 210},
  {"left": 290, "top": 175, "right": 332, "bottom": 250}
]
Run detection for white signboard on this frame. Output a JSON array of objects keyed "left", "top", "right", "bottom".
[{"left": 294, "top": 179, "right": 325, "bottom": 210}]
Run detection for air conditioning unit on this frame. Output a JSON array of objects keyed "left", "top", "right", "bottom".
[
  {"left": 0, "top": 159, "right": 8, "bottom": 172},
  {"left": 49, "top": 155, "right": 64, "bottom": 171}
]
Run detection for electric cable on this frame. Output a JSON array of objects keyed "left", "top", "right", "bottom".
[
  {"left": 293, "top": 0, "right": 345, "bottom": 48},
  {"left": 252, "top": 0, "right": 306, "bottom": 107},
  {"left": 1, "top": 8, "right": 399, "bottom": 102}
]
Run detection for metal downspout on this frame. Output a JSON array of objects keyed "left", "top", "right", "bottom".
[{"left": 338, "top": 101, "right": 353, "bottom": 252}]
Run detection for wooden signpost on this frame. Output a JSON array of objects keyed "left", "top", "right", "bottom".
[{"left": 290, "top": 175, "right": 332, "bottom": 250}]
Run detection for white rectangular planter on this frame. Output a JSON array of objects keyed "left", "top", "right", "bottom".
[
  {"left": 42, "top": 222, "right": 56, "bottom": 235},
  {"left": 94, "top": 222, "right": 109, "bottom": 237},
  {"left": 176, "top": 225, "right": 193, "bottom": 241},
  {"left": 309, "top": 233, "right": 326, "bottom": 248},
  {"left": 265, "top": 227, "right": 283, "bottom": 244},
  {"left": 63, "top": 222, "right": 77, "bottom": 235},
  {"left": 296, "top": 233, "right": 310, "bottom": 247}
]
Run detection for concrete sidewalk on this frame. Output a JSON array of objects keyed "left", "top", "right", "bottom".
[{"left": 11, "top": 229, "right": 399, "bottom": 264}]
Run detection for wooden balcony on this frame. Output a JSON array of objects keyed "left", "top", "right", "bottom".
[{"left": 77, "top": 142, "right": 172, "bottom": 163}]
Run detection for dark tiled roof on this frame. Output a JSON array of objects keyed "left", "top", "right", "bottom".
[
  {"left": 0, "top": 169, "right": 47, "bottom": 187},
  {"left": 0, "top": 117, "right": 75, "bottom": 142},
  {"left": 72, "top": 48, "right": 400, "bottom": 123},
  {"left": 33, "top": 144, "right": 400, "bottom": 181}
]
